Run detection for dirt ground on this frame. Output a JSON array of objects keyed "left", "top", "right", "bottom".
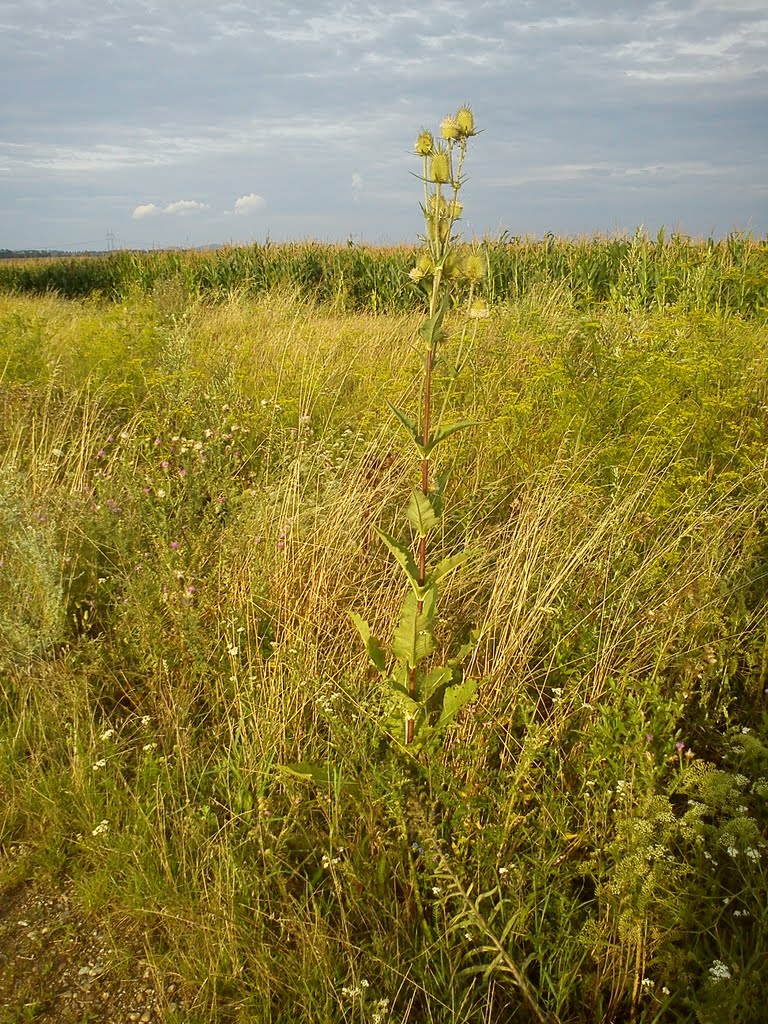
[{"left": 0, "top": 854, "right": 183, "bottom": 1024}]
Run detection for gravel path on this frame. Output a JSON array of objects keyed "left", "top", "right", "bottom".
[{"left": 0, "top": 855, "right": 182, "bottom": 1023}]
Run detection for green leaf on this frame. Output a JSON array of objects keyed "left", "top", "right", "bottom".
[
  {"left": 429, "top": 551, "right": 472, "bottom": 585},
  {"left": 423, "top": 665, "right": 453, "bottom": 701},
  {"left": 349, "top": 612, "right": 387, "bottom": 673},
  {"left": 436, "top": 677, "right": 478, "bottom": 729},
  {"left": 386, "top": 402, "right": 425, "bottom": 454},
  {"left": 279, "top": 762, "right": 334, "bottom": 785},
  {"left": 418, "top": 290, "right": 451, "bottom": 349},
  {"left": 279, "top": 762, "right": 361, "bottom": 798},
  {"left": 430, "top": 469, "right": 451, "bottom": 518},
  {"left": 392, "top": 589, "right": 436, "bottom": 668},
  {"left": 373, "top": 526, "right": 422, "bottom": 595},
  {"left": 386, "top": 680, "right": 420, "bottom": 716},
  {"left": 406, "top": 488, "right": 440, "bottom": 537},
  {"left": 425, "top": 420, "right": 479, "bottom": 455}
]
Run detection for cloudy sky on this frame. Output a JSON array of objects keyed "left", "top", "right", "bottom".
[{"left": 1, "top": 0, "right": 766, "bottom": 251}]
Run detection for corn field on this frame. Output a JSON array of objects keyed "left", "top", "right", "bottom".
[{"left": 1, "top": 231, "right": 767, "bottom": 315}]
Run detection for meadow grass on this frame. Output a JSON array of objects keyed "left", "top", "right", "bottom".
[{"left": 1, "top": 280, "right": 767, "bottom": 1023}]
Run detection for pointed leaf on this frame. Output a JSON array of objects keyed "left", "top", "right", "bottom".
[
  {"left": 418, "top": 290, "right": 451, "bottom": 348},
  {"left": 373, "top": 526, "right": 420, "bottom": 592},
  {"left": 386, "top": 681, "right": 420, "bottom": 716},
  {"left": 431, "top": 469, "right": 451, "bottom": 518},
  {"left": 349, "top": 611, "right": 387, "bottom": 673},
  {"left": 436, "top": 677, "right": 478, "bottom": 730},
  {"left": 279, "top": 762, "right": 361, "bottom": 798},
  {"left": 279, "top": 762, "right": 334, "bottom": 785},
  {"left": 386, "top": 402, "right": 425, "bottom": 454},
  {"left": 406, "top": 488, "right": 440, "bottom": 537},
  {"left": 423, "top": 665, "right": 453, "bottom": 701},
  {"left": 425, "top": 420, "right": 479, "bottom": 455},
  {"left": 387, "top": 678, "right": 411, "bottom": 699},
  {"left": 392, "top": 589, "right": 436, "bottom": 668},
  {"left": 429, "top": 551, "right": 472, "bottom": 586}
]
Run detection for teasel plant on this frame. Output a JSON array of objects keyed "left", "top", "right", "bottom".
[{"left": 351, "top": 106, "right": 487, "bottom": 750}]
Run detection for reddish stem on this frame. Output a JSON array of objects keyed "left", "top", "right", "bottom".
[{"left": 406, "top": 347, "right": 434, "bottom": 745}]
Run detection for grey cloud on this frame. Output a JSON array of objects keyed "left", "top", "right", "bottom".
[{"left": 0, "top": 0, "right": 765, "bottom": 248}]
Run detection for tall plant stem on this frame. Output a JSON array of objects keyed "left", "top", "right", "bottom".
[{"left": 406, "top": 268, "right": 442, "bottom": 745}]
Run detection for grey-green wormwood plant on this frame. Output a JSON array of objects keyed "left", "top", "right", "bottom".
[{"left": 351, "top": 107, "right": 485, "bottom": 749}]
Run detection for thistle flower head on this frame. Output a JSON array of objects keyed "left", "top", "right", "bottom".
[
  {"left": 409, "top": 254, "right": 435, "bottom": 281},
  {"left": 467, "top": 298, "right": 490, "bottom": 319},
  {"left": 429, "top": 147, "right": 451, "bottom": 184},
  {"left": 443, "top": 251, "right": 464, "bottom": 280},
  {"left": 455, "top": 106, "right": 476, "bottom": 137},
  {"left": 428, "top": 193, "right": 449, "bottom": 219},
  {"left": 440, "top": 116, "right": 461, "bottom": 141},
  {"left": 415, "top": 129, "right": 435, "bottom": 157},
  {"left": 463, "top": 250, "right": 486, "bottom": 283}
]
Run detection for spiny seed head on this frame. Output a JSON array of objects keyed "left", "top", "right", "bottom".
[
  {"left": 440, "top": 116, "right": 461, "bottom": 141},
  {"left": 428, "top": 193, "right": 448, "bottom": 218},
  {"left": 455, "top": 106, "right": 476, "bottom": 137},
  {"left": 409, "top": 254, "right": 435, "bottom": 281},
  {"left": 415, "top": 129, "right": 435, "bottom": 157},
  {"left": 468, "top": 298, "right": 490, "bottom": 319},
  {"left": 449, "top": 199, "right": 463, "bottom": 219},
  {"left": 463, "top": 250, "right": 486, "bottom": 283},
  {"left": 429, "top": 147, "right": 451, "bottom": 184},
  {"left": 443, "top": 251, "right": 463, "bottom": 280}
]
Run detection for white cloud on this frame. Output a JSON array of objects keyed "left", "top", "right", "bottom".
[
  {"left": 164, "top": 199, "right": 208, "bottom": 214},
  {"left": 132, "top": 202, "right": 160, "bottom": 219},
  {"left": 233, "top": 192, "right": 265, "bottom": 214},
  {"left": 132, "top": 199, "right": 208, "bottom": 220}
]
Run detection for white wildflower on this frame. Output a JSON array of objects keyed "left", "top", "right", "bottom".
[{"left": 708, "top": 960, "right": 731, "bottom": 981}]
